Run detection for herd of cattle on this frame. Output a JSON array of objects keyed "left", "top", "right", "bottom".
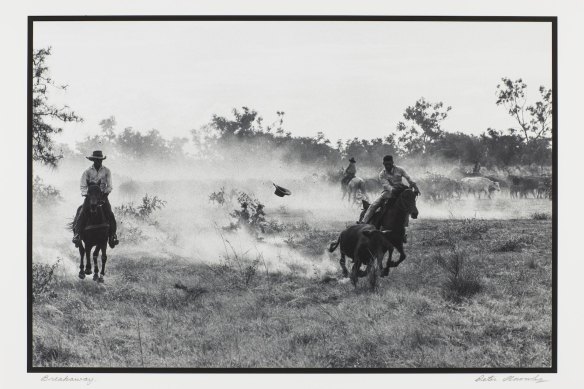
[
  {"left": 347, "top": 171, "right": 552, "bottom": 202},
  {"left": 417, "top": 172, "right": 552, "bottom": 201}
]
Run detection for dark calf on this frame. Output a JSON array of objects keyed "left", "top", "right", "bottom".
[{"left": 329, "top": 224, "right": 393, "bottom": 287}]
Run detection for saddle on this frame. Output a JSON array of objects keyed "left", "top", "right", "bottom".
[
  {"left": 370, "top": 198, "right": 397, "bottom": 229},
  {"left": 74, "top": 203, "right": 110, "bottom": 232},
  {"left": 365, "top": 185, "right": 408, "bottom": 227}
]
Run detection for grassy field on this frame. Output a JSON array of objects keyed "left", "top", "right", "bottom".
[{"left": 32, "top": 214, "right": 552, "bottom": 369}]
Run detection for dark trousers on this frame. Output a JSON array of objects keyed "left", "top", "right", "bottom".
[
  {"left": 76, "top": 196, "right": 117, "bottom": 236},
  {"left": 341, "top": 174, "right": 356, "bottom": 187}
]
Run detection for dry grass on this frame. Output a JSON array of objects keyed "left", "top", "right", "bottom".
[{"left": 32, "top": 218, "right": 552, "bottom": 368}]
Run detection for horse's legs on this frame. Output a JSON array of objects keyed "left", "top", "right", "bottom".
[
  {"left": 84, "top": 246, "right": 92, "bottom": 275},
  {"left": 340, "top": 252, "right": 349, "bottom": 278},
  {"left": 389, "top": 242, "right": 407, "bottom": 267},
  {"left": 100, "top": 244, "right": 107, "bottom": 282},
  {"left": 377, "top": 250, "right": 385, "bottom": 277},
  {"left": 93, "top": 247, "right": 100, "bottom": 280},
  {"left": 78, "top": 244, "right": 86, "bottom": 279},
  {"left": 381, "top": 247, "right": 393, "bottom": 277}
]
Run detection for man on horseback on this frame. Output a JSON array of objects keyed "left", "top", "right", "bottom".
[
  {"left": 72, "top": 150, "right": 119, "bottom": 248},
  {"left": 360, "top": 155, "right": 420, "bottom": 242},
  {"left": 341, "top": 157, "right": 357, "bottom": 188}
]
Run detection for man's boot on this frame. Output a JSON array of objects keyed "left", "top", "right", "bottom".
[
  {"left": 72, "top": 233, "right": 81, "bottom": 247},
  {"left": 109, "top": 233, "right": 119, "bottom": 248}
]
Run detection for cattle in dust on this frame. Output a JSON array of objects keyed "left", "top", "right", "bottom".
[
  {"left": 342, "top": 177, "right": 382, "bottom": 204},
  {"left": 508, "top": 175, "right": 551, "bottom": 199},
  {"left": 361, "top": 178, "right": 383, "bottom": 196},
  {"left": 329, "top": 224, "right": 394, "bottom": 287},
  {"left": 418, "top": 173, "right": 462, "bottom": 201},
  {"left": 460, "top": 177, "right": 501, "bottom": 199}
]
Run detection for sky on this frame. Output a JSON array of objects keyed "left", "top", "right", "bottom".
[{"left": 33, "top": 20, "right": 552, "bottom": 147}]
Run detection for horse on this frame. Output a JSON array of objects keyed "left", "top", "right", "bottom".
[
  {"left": 358, "top": 186, "right": 419, "bottom": 277},
  {"left": 341, "top": 176, "right": 369, "bottom": 204},
  {"left": 70, "top": 181, "right": 110, "bottom": 282}
]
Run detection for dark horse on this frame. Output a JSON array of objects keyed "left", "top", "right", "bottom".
[
  {"left": 70, "top": 182, "right": 110, "bottom": 282},
  {"left": 358, "top": 185, "right": 419, "bottom": 277}
]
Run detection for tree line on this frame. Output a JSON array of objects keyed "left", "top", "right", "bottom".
[{"left": 33, "top": 47, "right": 552, "bottom": 171}]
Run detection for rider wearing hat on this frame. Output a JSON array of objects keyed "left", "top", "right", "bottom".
[
  {"left": 360, "top": 155, "right": 419, "bottom": 242},
  {"left": 72, "top": 150, "right": 119, "bottom": 248},
  {"left": 341, "top": 157, "right": 357, "bottom": 188}
]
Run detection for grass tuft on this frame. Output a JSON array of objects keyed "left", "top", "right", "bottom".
[
  {"left": 531, "top": 212, "right": 551, "bottom": 220},
  {"left": 494, "top": 235, "right": 534, "bottom": 252},
  {"left": 433, "top": 250, "right": 483, "bottom": 303}
]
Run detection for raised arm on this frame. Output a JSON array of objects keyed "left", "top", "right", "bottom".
[
  {"left": 400, "top": 167, "right": 420, "bottom": 193},
  {"left": 401, "top": 167, "right": 416, "bottom": 187}
]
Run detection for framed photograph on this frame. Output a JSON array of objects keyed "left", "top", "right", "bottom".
[{"left": 28, "top": 16, "right": 556, "bottom": 374}]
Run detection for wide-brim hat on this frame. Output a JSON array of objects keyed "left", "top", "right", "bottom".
[
  {"left": 273, "top": 183, "right": 292, "bottom": 197},
  {"left": 86, "top": 150, "right": 106, "bottom": 160},
  {"left": 349, "top": 157, "right": 356, "bottom": 163}
]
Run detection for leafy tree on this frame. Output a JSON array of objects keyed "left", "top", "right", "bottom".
[
  {"left": 32, "top": 47, "right": 82, "bottom": 166},
  {"left": 116, "top": 128, "right": 168, "bottom": 159},
  {"left": 479, "top": 128, "right": 524, "bottom": 166},
  {"left": 428, "top": 132, "right": 485, "bottom": 164},
  {"left": 495, "top": 78, "right": 552, "bottom": 142},
  {"left": 99, "top": 116, "right": 117, "bottom": 141},
  {"left": 396, "top": 98, "right": 451, "bottom": 154},
  {"left": 343, "top": 136, "right": 399, "bottom": 167},
  {"left": 211, "top": 106, "right": 262, "bottom": 140}
]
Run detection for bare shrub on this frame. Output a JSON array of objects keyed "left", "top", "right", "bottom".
[
  {"left": 115, "top": 194, "right": 166, "bottom": 222},
  {"left": 210, "top": 228, "right": 264, "bottom": 289},
  {"left": 115, "top": 194, "right": 167, "bottom": 243},
  {"left": 434, "top": 250, "right": 483, "bottom": 302},
  {"left": 209, "top": 186, "right": 230, "bottom": 206},
  {"left": 32, "top": 258, "right": 62, "bottom": 301},
  {"left": 33, "top": 176, "right": 63, "bottom": 206}
]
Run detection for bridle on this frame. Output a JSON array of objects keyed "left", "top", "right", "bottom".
[{"left": 395, "top": 189, "right": 418, "bottom": 215}]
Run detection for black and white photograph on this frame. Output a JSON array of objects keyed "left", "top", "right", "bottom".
[
  {"left": 27, "top": 16, "right": 557, "bottom": 372},
  {"left": 2, "top": 0, "right": 583, "bottom": 385}
]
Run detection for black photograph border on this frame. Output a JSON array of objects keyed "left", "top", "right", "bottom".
[{"left": 27, "top": 15, "right": 558, "bottom": 374}]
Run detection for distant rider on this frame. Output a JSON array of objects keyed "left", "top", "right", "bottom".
[
  {"left": 360, "top": 155, "right": 419, "bottom": 242},
  {"left": 72, "top": 150, "right": 119, "bottom": 248},
  {"left": 341, "top": 157, "right": 357, "bottom": 188}
]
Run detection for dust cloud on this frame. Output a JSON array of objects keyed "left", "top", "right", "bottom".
[{"left": 33, "top": 152, "right": 551, "bottom": 277}]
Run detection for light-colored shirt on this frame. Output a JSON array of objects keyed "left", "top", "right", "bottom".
[
  {"left": 80, "top": 165, "right": 113, "bottom": 196},
  {"left": 378, "top": 165, "right": 416, "bottom": 192}
]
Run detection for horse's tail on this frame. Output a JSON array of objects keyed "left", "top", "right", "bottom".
[
  {"left": 66, "top": 219, "right": 75, "bottom": 231},
  {"left": 66, "top": 205, "right": 83, "bottom": 232},
  {"left": 328, "top": 235, "right": 341, "bottom": 253}
]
